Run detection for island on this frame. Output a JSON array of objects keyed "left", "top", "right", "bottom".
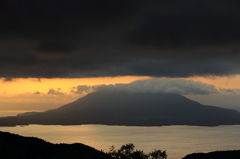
[{"left": 0, "top": 91, "right": 240, "bottom": 126}]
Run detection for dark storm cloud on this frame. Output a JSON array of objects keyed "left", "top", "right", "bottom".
[
  {"left": 37, "top": 42, "right": 73, "bottom": 53},
  {"left": 1, "top": 0, "right": 240, "bottom": 78},
  {"left": 1, "top": 78, "right": 14, "bottom": 82}
]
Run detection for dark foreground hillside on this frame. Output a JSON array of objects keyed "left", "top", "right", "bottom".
[
  {"left": 0, "top": 131, "right": 113, "bottom": 159},
  {"left": 1, "top": 131, "right": 240, "bottom": 159},
  {"left": 182, "top": 150, "right": 240, "bottom": 159}
]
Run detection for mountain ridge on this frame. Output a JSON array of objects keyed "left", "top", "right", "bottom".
[
  {"left": 0, "top": 91, "right": 240, "bottom": 126},
  {"left": 0, "top": 131, "right": 113, "bottom": 159}
]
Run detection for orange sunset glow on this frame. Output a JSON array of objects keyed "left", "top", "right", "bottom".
[
  {"left": 0, "top": 76, "right": 151, "bottom": 94},
  {"left": 1, "top": 75, "right": 240, "bottom": 112},
  {"left": 2, "top": 75, "right": 240, "bottom": 95}
]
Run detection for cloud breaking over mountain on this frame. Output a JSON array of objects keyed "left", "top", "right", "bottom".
[
  {"left": 1, "top": 0, "right": 240, "bottom": 78},
  {"left": 74, "top": 79, "right": 218, "bottom": 95}
]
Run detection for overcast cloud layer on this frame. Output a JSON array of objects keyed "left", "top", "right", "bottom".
[
  {"left": 74, "top": 79, "right": 218, "bottom": 95},
  {"left": 1, "top": 0, "right": 240, "bottom": 78}
]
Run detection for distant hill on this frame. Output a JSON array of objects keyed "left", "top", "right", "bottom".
[
  {"left": 182, "top": 150, "right": 240, "bottom": 159},
  {"left": 0, "top": 131, "right": 113, "bottom": 159},
  {"left": 0, "top": 91, "right": 240, "bottom": 126}
]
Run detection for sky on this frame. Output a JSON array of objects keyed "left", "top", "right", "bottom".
[{"left": 1, "top": 0, "right": 240, "bottom": 112}]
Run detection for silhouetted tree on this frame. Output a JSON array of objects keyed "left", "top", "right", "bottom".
[
  {"left": 105, "top": 143, "right": 167, "bottom": 159},
  {"left": 149, "top": 149, "right": 167, "bottom": 159}
]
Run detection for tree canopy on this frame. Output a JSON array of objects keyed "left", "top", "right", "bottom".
[{"left": 105, "top": 143, "right": 167, "bottom": 159}]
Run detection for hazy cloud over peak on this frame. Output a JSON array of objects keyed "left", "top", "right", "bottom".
[
  {"left": 47, "top": 88, "right": 65, "bottom": 95},
  {"left": 1, "top": 0, "right": 240, "bottom": 78},
  {"left": 34, "top": 91, "right": 41, "bottom": 95},
  {"left": 74, "top": 85, "right": 93, "bottom": 94},
  {"left": 75, "top": 79, "right": 218, "bottom": 95}
]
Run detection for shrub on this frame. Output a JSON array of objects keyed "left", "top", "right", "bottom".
[{"left": 105, "top": 143, "right": 167, "bottom": 159}]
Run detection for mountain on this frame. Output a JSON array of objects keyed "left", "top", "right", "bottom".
[
  {"left": 0, "top": 131, "right": 113, "bottom": 159},
  {"left": 0, "top": 91, "right": 240, "bottom": 126}
]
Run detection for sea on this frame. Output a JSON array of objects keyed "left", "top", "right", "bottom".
[{"left": 0, "top": 111, "right": 240, "bottom": 159}]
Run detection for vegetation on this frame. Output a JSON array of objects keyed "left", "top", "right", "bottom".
[
  {"left": 0, "top": 131, "right": 167, "bottom": 159},
  {"left": 105, "top": 143, "right": 167, "bottom": 159},
  {"left": 0, "top": 131, "right": 113, "bottom": 159},
  {"left": 0, "top": 142, "right": 166, "bottom": 159}
]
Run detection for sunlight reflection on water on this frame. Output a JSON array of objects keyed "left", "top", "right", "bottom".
[{"left": 0, "top": 124, "right": 240, "bottom": 159}]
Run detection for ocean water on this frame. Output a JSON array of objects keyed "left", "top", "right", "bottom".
[{"left": 0, "top": 124, "right": 240, "bottom": 159}]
